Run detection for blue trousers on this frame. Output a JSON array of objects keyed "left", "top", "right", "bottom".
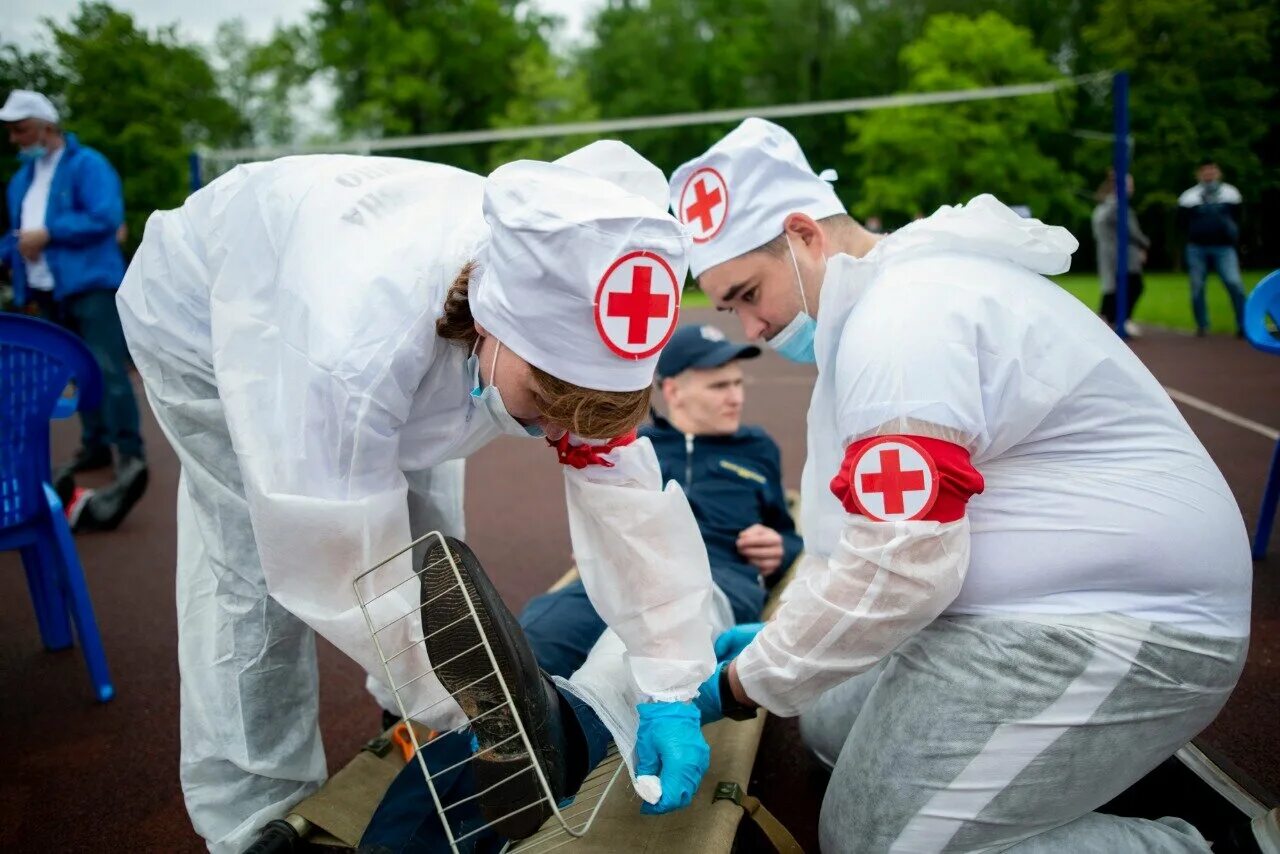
[
  {"left": 521, "top": 563, "right": 764, "bottom": 679},
  {"left": 361, "top": 564, "right": 765, "bottom": 851},
  {"left": 1186, "top": 243, "right": 1246, "bottom": 333},
  {"left": 359, "top": 689, "right": 612, "bottom": 853},
  {"left": 29, "top": 288, "right": 144, "bottom": 458}
]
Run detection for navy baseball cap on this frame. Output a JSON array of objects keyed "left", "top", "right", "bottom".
[{"left": 656, "top": 324, "right": 761, "bottom": 379}]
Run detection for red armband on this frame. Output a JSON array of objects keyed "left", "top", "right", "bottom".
[
  {"left": 549, "top": 430, "right": 638, "bottom": 469},
  {"left": 829, "top": 435, "right": 984, "bottom": 523}
]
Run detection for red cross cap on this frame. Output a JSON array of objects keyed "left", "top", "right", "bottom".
[
  {"left": 678, "top": 167, "right": 729, "bottom": 244},
  {"left": 849, "top": 437, "right": 939, "bottom": 522},
  {"left": 593, "top": 250, "right": 681, "bottom": 360}
]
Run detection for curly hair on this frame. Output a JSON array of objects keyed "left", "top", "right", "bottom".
[{"left": 436, "top": 263, "right": 651, "bottom": 439}]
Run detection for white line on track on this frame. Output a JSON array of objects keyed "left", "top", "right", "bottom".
[{"left": 1164, "top": 386, "right": 1280, "bottom": 441}]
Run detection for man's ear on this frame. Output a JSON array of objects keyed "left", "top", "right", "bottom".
[
  {"left": 783, "top": 212, "right": 824, "bottom": 252},
  {"left": 474, "top": 321, "right": 491, "bottom": 339},
  {"left": 660, "top": 376, "right": 680, "bottom": 408}
]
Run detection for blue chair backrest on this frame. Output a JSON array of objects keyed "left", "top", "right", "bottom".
[
  {"left": 1243, "top": 269, "right": 1280, "bottom": 356},
  {"left": 0, "top": 314, "right": 103, "bottom": 529}
]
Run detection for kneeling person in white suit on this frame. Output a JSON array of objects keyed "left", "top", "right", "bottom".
[{"left": 674, "top": 119, "right": 1252, "bottom": 853}]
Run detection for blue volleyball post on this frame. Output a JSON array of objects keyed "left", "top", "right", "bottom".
[
  {"left": 188, "top": 150, "right": 203, "bottom": 193},
  {"left": 1112, "top": 71, "right": 1130, "bottom": 338}
]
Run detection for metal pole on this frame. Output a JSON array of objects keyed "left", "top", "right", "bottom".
[
  {"left": 1254, "top": 438, "right": 1280, "bottom": 559},
  {"left": 188, "top": 151, "right": 203, "bottom": 193},
  {"left": 1112, "top": 71, "right": 1130, "bottom": 338}
]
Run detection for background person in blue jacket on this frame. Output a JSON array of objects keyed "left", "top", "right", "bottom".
[
  {"left": 1, "top": 89, "right": 147, "bottom": 496},
  {"left": 519, "top": 322, "right": 802, "bottom": 679}
]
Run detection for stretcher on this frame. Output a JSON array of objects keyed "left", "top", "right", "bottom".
[
  {"left": 245, "top": 522, "right": 805, "bottom": 854},
  {"left": 243, "top": 519, "right": 1280, "bottom": 854}
]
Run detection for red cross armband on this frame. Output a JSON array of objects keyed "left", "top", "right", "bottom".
[
  {"left": 549, "top": 431, "right": 638, "bottom": 470},
  {"left": 829, "top": 435, "right": 984, "bottom": 523}
]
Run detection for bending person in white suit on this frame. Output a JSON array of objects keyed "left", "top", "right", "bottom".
[{"left": 118, "top": 144, "right": 718, "bottom": 852}]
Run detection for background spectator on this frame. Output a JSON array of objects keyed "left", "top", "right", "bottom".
[
  {"left": 1178, "top": 159, "right": 1246, "bottom": 337},
  {"left": 1, "top": 89, "right": 147, "bottom": 501},
  {"left": 1092, "top": 169, "right": 1149, "bottom": 335}
]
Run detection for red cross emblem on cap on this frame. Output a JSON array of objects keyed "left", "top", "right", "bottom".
[
  {"left": 679, "top": 167, "right": 729, "bottom": 244},
  {"left": 593, "top": 250, "right": 681, "bottom": 360},
  {"left": 849, "top": 437, "right": 939, "bottom": 522}
]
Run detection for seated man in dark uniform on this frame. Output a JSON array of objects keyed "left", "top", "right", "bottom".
[{"left": 518, "top": 323, "right": 802, "bottom": 678}]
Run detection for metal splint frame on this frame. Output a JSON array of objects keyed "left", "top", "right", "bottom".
[{"left": 350, "top": 530, "right": 628, "bottom": 853}]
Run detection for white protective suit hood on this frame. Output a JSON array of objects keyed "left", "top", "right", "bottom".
[{"left": 870, "top": 194, "right": 1078, "bottom": 276}]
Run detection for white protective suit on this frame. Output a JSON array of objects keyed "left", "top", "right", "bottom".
[
  {"left": 117, "top": 155, "right": 714, "bottom": 853},
  {"left": 731, "top": 196, "right": 1252, "bottom": 851}
]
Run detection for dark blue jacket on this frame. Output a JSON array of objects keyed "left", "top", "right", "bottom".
[
  {"left": 1177, "top": 181, "right": 1242, "bottom": 247},
  {"left": 641, "top": 412, "right": 803, "bottom": 583},
  {"left": 2, "top": 133, "right": 126, "bottom": 305}
]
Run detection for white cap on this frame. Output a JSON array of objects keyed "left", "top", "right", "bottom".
[
  {"left": 555, "top": 140, "right": 669, "bottom": 211},
  {"left": 0, "top": 90, "right": 59, "bottom": 124},
  {"left": 669, "top": 118, "right": 845, "bottom": 277},
  {"left": 474, "top": 160, "right": 691, "bottom": 392}
]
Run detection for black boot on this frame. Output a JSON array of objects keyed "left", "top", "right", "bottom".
[
  {"left": 419, "top": 537, "right": 570, "bottom": 841},
  {"left": 72, "top": 456, "right": 148, "bottom": 532},
  {"left": 114, "top": 455, "right": 149, "bottom": 510},
  {"left": 53, "top": 445, "right": 113, "bottom": 487}
]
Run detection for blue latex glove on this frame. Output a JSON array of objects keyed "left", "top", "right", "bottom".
[
  {"left": 714, "top": 622, "right": 765, "bottom": 663},
  {"left": 634, "top": 701, "right": 711, "bottom": 815},
  {"left": 693, "top": 662, "right": 727, "bottom": 726}
]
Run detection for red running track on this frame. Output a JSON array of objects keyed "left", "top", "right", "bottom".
[{"left": 1, "top": 313, "right": 1275, "bottom": 852}]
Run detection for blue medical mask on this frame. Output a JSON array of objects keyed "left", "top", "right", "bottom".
[
  {"left": 17, "top": 145, "right": 46, "bottom": 163},
  {"left": 767, "top": 237, "right": 819, "bottom": 364},
  {"left": 467, "top": 339, "right": 545, "bottom": 439}
]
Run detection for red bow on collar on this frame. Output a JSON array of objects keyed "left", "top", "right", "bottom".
[{"left": 549, "top": 430, "right": 638, "bottom": 469}]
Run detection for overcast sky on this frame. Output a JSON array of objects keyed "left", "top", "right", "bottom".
[{"left": 0, "top": 0, "right": 600, "bottom": 49}]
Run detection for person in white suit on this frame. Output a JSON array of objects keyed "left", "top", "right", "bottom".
[
  {"left": 676, "top": 119, "right": 1252, "bottom": 853},
  {"left": 118, "top": 144, "right": 718, "bottom": 851}
]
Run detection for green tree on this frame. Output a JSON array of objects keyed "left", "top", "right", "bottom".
[
  {"left": 310, "top": 0, "right": 549, "bottom": 172},
  {"left": 214, "top": 19, "right": 313, "bottom": 148},
  {"left": 580, "top": 0, "right": 862, "bottom": 174},
  {"left": 487, "top": 40, "right": 600, "bottom": 167},
  {"left": 0, "top": 45, "right": 66, "bottom": 109},
  {"left": 1084, "top": 0, "right": 1276, "bottom": 266},
  {"left": 576, "top": 0, "right": 1110, "bottom": 181},
  {"left": 845, "top": 12, "right": 1081, "bottom": 226}
]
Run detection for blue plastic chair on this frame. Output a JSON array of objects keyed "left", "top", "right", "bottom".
[
  {"left": 0, "top": 313, "right": 114, "bottom": 701},
  {"left": 1242, "top": 269, "right": 1280, "bottom": 559}
]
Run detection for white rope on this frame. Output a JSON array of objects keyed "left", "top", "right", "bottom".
[{"left": 202, "top": 72, "right": 1113, "bottom": 165}]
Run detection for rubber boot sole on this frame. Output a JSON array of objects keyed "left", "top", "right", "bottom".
[{"left": 419, "top": 536, "right": 566, "bottom": 841}]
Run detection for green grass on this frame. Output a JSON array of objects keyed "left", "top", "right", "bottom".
[
  {"left": 1053, "top": 270, "right": 1268, "bottom": 334},
  {"left": 682, "top": 287, "right": 713, "bottom": 308},
  {"left": 683, "top": 270, "right": 1271, "bottom": 334}
]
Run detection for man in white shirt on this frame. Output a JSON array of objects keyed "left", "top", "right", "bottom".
[
  {"left": 2, "top": 89, "right": 146, "bottom": 518},
  {"left": 677, "top": 119, "right": 1253, "bottom": 853}
]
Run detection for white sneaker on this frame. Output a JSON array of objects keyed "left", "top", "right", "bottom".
[{"left": 1124, "top": 320, "right": 1143, "bottom": 337}]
